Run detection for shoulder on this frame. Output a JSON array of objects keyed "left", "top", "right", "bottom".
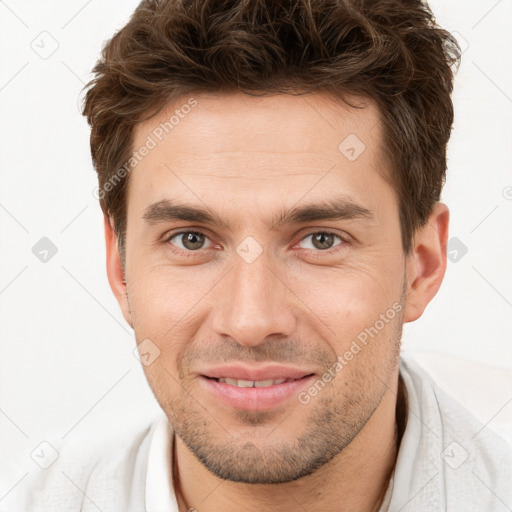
[
  {"left": 17, "top": 415, "right": 164, "bottom": 512},
  {"left": 398, "top": 356, "right": 512, "bottom": 510}
]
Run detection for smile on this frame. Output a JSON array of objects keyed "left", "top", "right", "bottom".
[
  {"left": 216, "top": 377, "right": 291, "bottom": 387},
  {"left": 200, "top": 373, "right": 316, "bottom": 411}
]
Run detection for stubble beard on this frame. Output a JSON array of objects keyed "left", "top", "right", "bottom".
[{"left": 165, "top": 312, "right": 404, "bottom": 484}]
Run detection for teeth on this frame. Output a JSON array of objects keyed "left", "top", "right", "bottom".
[
  {"left": 217, "top": 378, "right": 288, "bottom": 388},
  {"left": 236, "top": 379, "right": 254, "bottom": 388},
  {"left": 255, "top": 379, "right": 278, "bottom": 387}
]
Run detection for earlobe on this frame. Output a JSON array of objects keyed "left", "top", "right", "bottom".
[
  {"left": 104, "top": 215, "right": 133, "bottom": 328},
  {"left": 403, "top": 203, "right": 450, "bottom": 323}
]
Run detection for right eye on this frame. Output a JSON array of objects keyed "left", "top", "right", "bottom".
[{"left": 166, "top": 231, "right": 214, "bottom": 252}]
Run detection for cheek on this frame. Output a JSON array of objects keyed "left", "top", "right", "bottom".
[
  {"left": 287, "top": 261, "right": 403, "bottom": 335},
  {"left": 126, "top": 270, "right": 205, "bottom": 387},
  {"left": 127, "top": 263, "right": 210, "bottom": 331}
]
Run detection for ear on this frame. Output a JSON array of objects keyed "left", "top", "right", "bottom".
[
  {"left": 104, "top": 215, "right": 132, "bottom": 328},
  {"left": 403, "top": 202, "right": 450, "bottom": 323}
]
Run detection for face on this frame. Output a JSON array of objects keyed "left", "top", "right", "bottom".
[{"left": 110, "top": 92, "right": 420, "bottom": 484}]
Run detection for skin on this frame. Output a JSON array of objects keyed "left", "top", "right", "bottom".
[{"left": 105, "top": 91, "right": 449, "bottom": 511}]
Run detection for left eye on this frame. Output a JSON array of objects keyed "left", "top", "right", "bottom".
[
  {"left": 168, "top": 231, "right": 213, "bottom": 251},
  {"left": 298, "top": 232, "right": 344, "bottom": 251}
]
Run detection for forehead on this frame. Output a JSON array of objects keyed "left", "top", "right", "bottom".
[
  {"left": 134, "top": 91, "right": 381, "bottom": 156},
  {"left": 127, "top": 91, "right": 392, "bottom": 221}
]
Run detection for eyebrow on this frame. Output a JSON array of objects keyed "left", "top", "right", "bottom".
[{"left": 142, "top": 197, "right": 374, "bottom": 231}]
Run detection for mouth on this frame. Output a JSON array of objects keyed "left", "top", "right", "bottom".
[
  {"left": 198, "top": 368, "right": 316, "bottom": 411},
  {"left": 205, "top": 376, "right": 311, "bottom": 388}
]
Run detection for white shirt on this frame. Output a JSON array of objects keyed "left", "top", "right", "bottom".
[{"left": 19, "top": 358, "right": 512, "bottom": 511}]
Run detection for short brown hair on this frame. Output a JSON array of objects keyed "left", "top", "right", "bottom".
[{"left": 82, "top": 0, "right": 461, "bottom": 261}]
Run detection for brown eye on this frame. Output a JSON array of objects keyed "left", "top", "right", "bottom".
[
  {"left": 299, "top": 232, "right": 344, "bottom": 251},
  {"left": 168, "top": 231, "right": 211, "bottom": 251}
]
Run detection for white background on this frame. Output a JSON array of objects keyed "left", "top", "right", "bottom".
[{"left": 0, "top": 0, "right": 511, "bottom": 504}]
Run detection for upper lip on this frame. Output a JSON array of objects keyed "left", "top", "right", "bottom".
[{"left": 199, "top": 364, "right": 314, "bottom": 381}]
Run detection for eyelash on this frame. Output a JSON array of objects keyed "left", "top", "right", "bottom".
[{"left": 163, "top": 230, "right": 349, "bottom": 258}]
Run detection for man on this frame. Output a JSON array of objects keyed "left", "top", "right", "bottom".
[{"left": 23, "top": 0, "right": 512, "bottom": 510}]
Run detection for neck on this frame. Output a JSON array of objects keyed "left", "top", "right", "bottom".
[{"left": 173, "top": 374, "right": 405, "bottom": 512}]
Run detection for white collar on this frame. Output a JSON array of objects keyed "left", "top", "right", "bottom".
[
  {"left": 143, "top": 359, "right": 431, "bottom": 511},
  {"left": 144, "top": 412, "right": 397, "bottom": 512},
  {"left": 145, "top": 415, "right": 179, "bottom": 512}
]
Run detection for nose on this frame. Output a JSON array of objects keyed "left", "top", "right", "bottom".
[{"left": 211, "top": 252, "right": 298, "bottom": 347}]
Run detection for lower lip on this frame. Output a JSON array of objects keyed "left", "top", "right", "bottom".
[{"left": 199, "top": 375, "right": 315, "bottom": 411}]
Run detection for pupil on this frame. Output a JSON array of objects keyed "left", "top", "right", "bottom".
[
  {"left": 184, "top": 232, "right": 204, "bottom": 250},
  {"left": 313, "top": 233, "right": 333, "bottom": 250}
]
